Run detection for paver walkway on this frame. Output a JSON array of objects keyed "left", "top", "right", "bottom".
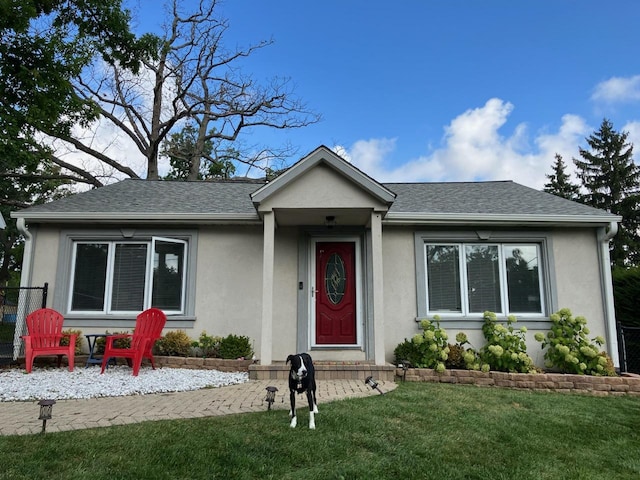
[{"left": 0, "top": 379, "right": 397, "bottom": 436}]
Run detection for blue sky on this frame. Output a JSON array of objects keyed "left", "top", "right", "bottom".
[{"left": 126, "top": 1, "right": 640, "bottom": 189}]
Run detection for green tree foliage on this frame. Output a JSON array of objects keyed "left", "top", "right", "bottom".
[
  {"left": 161, "top": 124, "right": 236, "bottom": 180},
  {"left": 0, "top": 149, "right": 72, "bottom": 286},
  {"left": 543, "top": 153, "right": 580, "bottom": 201},
  {"left": 612, "top": 266, "right": 640, "bottom": 328},
  {"left": 0, "top": 0, "right": 157, "bottom": 285},
  {"left": 0, "top": 0, "right": 158, "bottom": 148},
  {"left": 573, "top": 119, "right": 640, "bottom": 267}
]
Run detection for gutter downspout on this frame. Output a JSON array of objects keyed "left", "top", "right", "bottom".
[
  {"left": 598, "top": 221, "right": 619, "bottom": 368},
  {"left": 13, "top": 218, "right": 34, "bottom": 360}
]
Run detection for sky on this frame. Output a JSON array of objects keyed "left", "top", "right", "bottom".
[{"left": 114, "top": 0, "right": 640, "bottom": 189}]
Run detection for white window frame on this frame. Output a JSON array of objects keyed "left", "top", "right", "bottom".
[
  {"left": 68, "top": 236, "right": 187, "bottom": 315},
  {"left": 414, "top": 231, "right": 557, "bottom": 327},
  {"left": 424, "top": 241, "right": 545, "bottom": 318}
]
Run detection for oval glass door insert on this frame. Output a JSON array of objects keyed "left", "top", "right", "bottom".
[{"left": 325, "top": 253, "right": 346, "bottom": 305}]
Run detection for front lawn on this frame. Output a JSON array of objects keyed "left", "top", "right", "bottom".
[{"left": 1, "top": 382, "right": 639, "bottom": 479}]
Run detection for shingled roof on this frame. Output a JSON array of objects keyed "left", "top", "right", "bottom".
[{"left": 13, "top": 177, "right": 618, "bottom": 227}]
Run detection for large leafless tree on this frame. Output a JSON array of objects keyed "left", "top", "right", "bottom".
[{"left": 45, "top": 0, "right": 320, "bottom": 185}]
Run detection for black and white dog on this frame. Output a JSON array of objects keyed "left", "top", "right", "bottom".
[{"left": 286, "top": 353, "right": 318, "bottom": 429}]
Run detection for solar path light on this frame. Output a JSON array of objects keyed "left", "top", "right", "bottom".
[{"left": 38, "top": 399, "right": 56, "bottom": 434}]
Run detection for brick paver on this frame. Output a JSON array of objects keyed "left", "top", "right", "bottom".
[{"left": 0, "top": 379, "right": 397, "bottom": 436}]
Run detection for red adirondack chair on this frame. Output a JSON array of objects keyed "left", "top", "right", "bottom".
[
  {"left": 100, "top": 308, "right": 167, "bottom": 376},
  {"left": 21, "top": 308, "right": 76, "bottom": 373}
]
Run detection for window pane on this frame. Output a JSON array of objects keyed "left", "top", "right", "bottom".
[
  {"left": 465, "top": 245, "right": 501, "bottom": 313},
  {"left": 426, "top": 245, "right": 461, "bottom": 312},
  {"left": 71, "top": 243, "right": 108, "bottom": 311},
  {"left": 111, "top": 244, "right": 147, "bottom": 311},
  {"left": 325, "top": 253, "right": 346, "bottom": 305},
  {"left": 505, "top": 245, "right": 542, "bottom": 313},
  {"left": 152, "top": 240, "right": 185, "bottom": 310}
]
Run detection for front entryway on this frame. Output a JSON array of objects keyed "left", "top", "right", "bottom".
[{"left": 314, "top": 241, "right": 357, "bottom": 345}]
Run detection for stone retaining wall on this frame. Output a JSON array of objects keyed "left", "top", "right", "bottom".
[
  {"left": 20, "top": 355, "right": 254, "bottom": 372},
  {"left": 153, "top": 356, "right": 253, "bottom": 372},
  {"left": 397, "top": 367, "right": 640, "bottom": 396}
]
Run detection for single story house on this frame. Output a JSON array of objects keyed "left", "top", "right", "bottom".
[{"left": 11, "top": 146, "right": 622, "bottom": 368}]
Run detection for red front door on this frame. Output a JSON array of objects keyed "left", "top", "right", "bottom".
[{"left": 315, "top": 242, "right": 357, "bottom": 344}]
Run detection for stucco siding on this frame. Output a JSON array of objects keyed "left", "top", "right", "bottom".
[
  {"left": 194, "top": 226, "right": 264, "bottom": 349},
  {"left": 32, "top": 227, "right": 61, "bottom": 298},
  {"left": 258, "top": 164, "right": 387, "bottom": 211},
  {"left": 381, "top": 227, "right": 419, "bottom": 362},
  {"left": 271, "top": 227, "right": 301, "bottom": 360},
  {"left": 550, "top": 228, "right": 607, "bottom": 338},
  {"left": 377, "top": 226, "right": 611, "bottom": 367}
]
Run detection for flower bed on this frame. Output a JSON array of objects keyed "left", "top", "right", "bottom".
[{"left": 397, "top": 367, "right": 640, "bottom": 396}]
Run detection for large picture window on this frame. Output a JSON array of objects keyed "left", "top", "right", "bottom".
[
  {"left": 425, "top": 242, "right": 544, "bottom": 316},
  {"left": 69, "top": 237, "right": 187, "bottom": 314}
]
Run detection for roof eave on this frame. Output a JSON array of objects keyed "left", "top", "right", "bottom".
[
  {"left": 11, "top": 212, "right": 262, "bottom": 225},
  {"left": 383, "top": 212, "right": 623, "bottom": 227}
]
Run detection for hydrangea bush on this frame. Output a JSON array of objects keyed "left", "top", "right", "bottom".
[
  {"left": 479, "top": 311, "right": 536, "bottom": 373},
  {"left": 393, "top": 308, "right": 615, "bottom": 377},
  {"left": 393, "top": 316, "right": 449, "bottom": 373},
  {"left": 534, "top": 308, "right": 615, "bottom": 376},
  {"left": 453, "top": 332, "right": 489, "bottom": 372}
]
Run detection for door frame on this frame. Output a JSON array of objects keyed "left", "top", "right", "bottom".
[{"left": 309, "top": 236, "right": 363, "bottom": 348}]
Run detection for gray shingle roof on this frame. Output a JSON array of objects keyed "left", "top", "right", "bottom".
[
  {"left": 384, "top": 181, "right": 609, "bottom": 217},
  {"left": 14, "top": 178, "right": 618, "bottom": 224},
  {"left": 18, "top": 179, "right": 260, "bottom": 215}
]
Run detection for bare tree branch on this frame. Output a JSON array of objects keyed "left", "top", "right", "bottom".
[{"left": 37, "top": 0, "right": 320, "bottom": 183}]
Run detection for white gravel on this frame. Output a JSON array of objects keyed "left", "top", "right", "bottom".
[{"left": 0, "top": 366, "right": 249, "bottom": 402}]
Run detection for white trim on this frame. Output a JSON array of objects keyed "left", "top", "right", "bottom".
[
  {"left": 149, "top": 237, "right": 188, "bottom": 315},
  {"left": 67, "top": 237, "right": 188, "bottom": 315},
  {"left": 385, "top": 212, "right": 621, "bottom": 226},
  {"left": 424, "top": 241, "right": 547, "bottom": 318},
  {"left": 309, "top": 236, "right": 363, "bottom": 349},
  {"left": 12, "top": 212, "right": 261, "bottom": 224}
]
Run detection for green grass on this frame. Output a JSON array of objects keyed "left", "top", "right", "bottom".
[{"left": 1, "top": 382, "right": 639, "bottom": 480}]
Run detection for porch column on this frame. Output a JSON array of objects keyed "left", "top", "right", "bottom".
[
  {"left": 370, "top": 211, "right": 385, "bottom": 365},
  {"left": 260, "top": 211, "right": 275, "bottom": 365}
]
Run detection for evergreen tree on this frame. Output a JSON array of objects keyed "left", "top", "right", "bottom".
[
  {"left": 574, "top": 119, "right": 640, "bottom": 266},
  {"left": 543, "top": 153, "right": 580, "bottom": 201}
]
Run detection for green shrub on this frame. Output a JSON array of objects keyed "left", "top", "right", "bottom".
[
  {"left": 393, "top": 339, "right": 422, "bottom": 368},
  {"left": 191, "top": 331, "right": 222, "bottom": 358},
  {"left": 394, "top": 317, "right": 449, "bottom": 373},
  {"left": 479, "top": 311, "right": 536, "bottom": 373},
  {"left": 453, "top": 332, "right": 487, "bottom": 372},
  {"left": 60, "top": 329, "right": 83, "bottom": 355},
  {"left": 154, "top": 330, "right": 193, "bottom": 357},
  {"left": 444, "top": 343, "right": 466, "bottom": 369},
  {"left": 95, "top": 331, "right": 132, "bottom": 354},
  {"left": 534, "top": 308, "right": 616, "bottom": 376},
  {"left": 218, "top": 334, "right": 253, "bottom": 359}
]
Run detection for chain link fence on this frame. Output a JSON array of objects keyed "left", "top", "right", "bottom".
[
  {"left": 618, "top": 323, "right": 640, "bottom": 374},
  {"left": 0, "top": 284, "right": 48, "bottom": 365}
]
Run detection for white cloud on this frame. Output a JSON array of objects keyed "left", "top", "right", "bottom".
[
  {"left": 592, "top": 75, "right": 640, "bottom": 103},
  {"left": 342, "top": 98, "right": 591, "bottom": 190},
  {"left": 623, "top": 121, "right": 640, "bottom": 154}
]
